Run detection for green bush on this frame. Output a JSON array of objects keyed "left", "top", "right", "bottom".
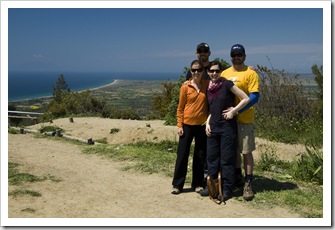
[
  {"left": 110, "top": 128, "right": 120, "bottom": 134},
  {"left": 255, "top": 66, "right": 322, "bottom": 146},
  {"left": 257, "top": 144, "right": 323, "bottom": 185},
  {"left": 291, "top": 146, "right": 323, "bottom": 185},
  {"left": 38, "top": 125, "right": 62, "bottom": 133}
]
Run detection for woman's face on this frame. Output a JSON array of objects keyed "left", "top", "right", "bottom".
[
  {"left": 208, "top": 64, "right": 221, "bottom": 82},
  {"left": 190, "top": 63, "right": 204, "bottom": 79}
]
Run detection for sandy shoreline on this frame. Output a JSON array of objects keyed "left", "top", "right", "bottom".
[
  {"left": 9, "top": 80, "right": 122, "bottom": 103},
  {"left": 83, "top": 79, "right": 120, "bottom": 92}
]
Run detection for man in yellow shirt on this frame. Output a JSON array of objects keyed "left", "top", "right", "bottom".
[{"left": 220, "top": 44, "right": 260, "bottom": 201}]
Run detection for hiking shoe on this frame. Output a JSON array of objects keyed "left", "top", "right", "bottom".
[
  {"left": 243, "top": 180, "right": 254, "bottom": 201},
  {"left": 194, "top": 186, "right": 203, "bottom": 193},
  {"left": 199, "top": 187, "right": 209, "bottom": 196},
  {"left": 171, "top": 187, "right": 181, "bottom": 195}
]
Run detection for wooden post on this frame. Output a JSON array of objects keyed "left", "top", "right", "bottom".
[
  {"left": 87, "top": 138, "right": 94, "bottom": 145},
  {"left": 56, "top": 129, "right": 62, "bottom": 137},
  {"left": 69, "top": 117, "right": 74, "bottom": 123},
  {"left": 19, "top": 128, "right": 25, "bottom": 134}
]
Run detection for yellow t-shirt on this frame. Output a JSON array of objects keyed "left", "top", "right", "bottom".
[{"left": 220, "top": 66, "right": 260, "bottom": 123}]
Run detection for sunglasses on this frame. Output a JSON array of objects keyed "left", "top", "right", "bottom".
[
  {"left": 231, "top": 53, "right": 244, "bottom": 58},
  {"left": 208, "top": 69, "right": 221, "bottom": 73},
  {"left": 197, "top": 50, "right": 209, "bottom": 54},
  {"left": 191, "top": 68, "right": 204, "bottom": 72}
]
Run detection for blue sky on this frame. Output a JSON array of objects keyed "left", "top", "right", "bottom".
[{"left": 3, "top": 1, "right": 329, "bottom": 74}]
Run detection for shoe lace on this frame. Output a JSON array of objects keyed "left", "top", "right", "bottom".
[{"left": 244, "top": 181, "right": 253, "bottom": 194}]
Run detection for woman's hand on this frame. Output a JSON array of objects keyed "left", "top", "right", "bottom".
[
  {"left": 222, "top": 107, "right": 237, "bottom": 120},
  {"left": 205, "top": 124, "right": 211, "bottom": 137},
  {"left": 223, "top": 111, "right": 235, "bottom": 120},
  {"left": 178, "top": 127, "right": 184, "bottom": 136}
]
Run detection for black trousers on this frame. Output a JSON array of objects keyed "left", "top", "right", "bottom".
[
  {"left": 172, "top": 124, "right": 207, "bottom": 190},
  {"left": 207, "top": 121, "right": 237, "bottom": 195}
]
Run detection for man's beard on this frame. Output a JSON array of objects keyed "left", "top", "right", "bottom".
[
  {"left": 199, "top": 56, "right": 208, "bottom": 64},
  {"left": 232, "top": 59, "right": 244, "bottom": 65}
]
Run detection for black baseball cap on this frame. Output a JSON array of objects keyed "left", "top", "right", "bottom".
[{"left": 197, "top": 42, "right": 210, "bottom": 52}]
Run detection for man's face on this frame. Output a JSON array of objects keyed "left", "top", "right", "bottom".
[
  {"left": 231, "top": 52, "right": 245, "bottom": 65},
  {"left": 196, "top": 48, "right": 211, "bottom": 64}
]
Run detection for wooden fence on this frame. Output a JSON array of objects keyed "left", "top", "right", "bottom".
[{"left": 8, "top": 110, "right": 43, "bottom": 124}]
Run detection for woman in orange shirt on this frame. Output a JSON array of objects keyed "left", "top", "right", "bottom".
[{"left": 171, "top": 60, "right": 210, "bottom": 195}]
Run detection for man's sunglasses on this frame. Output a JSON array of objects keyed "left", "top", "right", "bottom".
[
  {"left": 231, "top": 53, "right": 244, "bottom": 58},
  {"left": 191, "top": 68, "right": 204, "bottom": 72},
  {"left": 197, "top": 50, "right": 209, "bottom": 54}
]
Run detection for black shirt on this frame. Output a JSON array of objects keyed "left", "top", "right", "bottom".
[{"left": 207, "top": 78, "right": 236, "bottom": 125}]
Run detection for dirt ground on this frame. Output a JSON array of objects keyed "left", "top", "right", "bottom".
[{"left": 7, "top": 117, "right": 304, "bottom": 224}]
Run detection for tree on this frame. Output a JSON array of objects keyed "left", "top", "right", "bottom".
[
  {"left": 311, "top": 64, "right": 323, "bottom": 101},
  {"left": 152, "top": 81, "right": 177, "bottom": 119},
  {"left": 52, "top": 74, "right": 70, "bottom": 103}
]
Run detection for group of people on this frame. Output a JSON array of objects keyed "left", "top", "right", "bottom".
[{"left": 171, "top": 42, "right": 260, "bottom": 202}]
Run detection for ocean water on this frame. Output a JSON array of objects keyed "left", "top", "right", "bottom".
[{"left": 8, "top": 71, "right": 180, "bottom": 102}]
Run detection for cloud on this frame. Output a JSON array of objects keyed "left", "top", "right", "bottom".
[{"left": 33, "top": 53, "right": 44, "bottom": 58}]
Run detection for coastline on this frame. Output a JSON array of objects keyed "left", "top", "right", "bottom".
[
  {"left": 82, "top": 79, "right": 120, "bottom": 92},
  {"left": 9, "top": 80, "right": 122, "bottom": 103}
]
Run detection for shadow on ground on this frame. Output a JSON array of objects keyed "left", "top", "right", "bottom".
[{"left": 233, "top": 175, "right": 298, "bottom": 197}]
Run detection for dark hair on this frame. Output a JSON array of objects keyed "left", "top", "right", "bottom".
[
  {"left": 208, "top": 61, "right": 222, "bottom": 70},
  {"left": 190, "top": 60, "right": 204, "bottom": 68}
]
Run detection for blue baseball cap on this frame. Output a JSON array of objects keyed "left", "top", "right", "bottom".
[{"left": 230, "top": 44, "right": 245, "bottom": 56}]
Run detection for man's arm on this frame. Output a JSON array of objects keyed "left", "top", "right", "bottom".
[{"left": 239, "top": 92, "right": 259, "bottom": 113}]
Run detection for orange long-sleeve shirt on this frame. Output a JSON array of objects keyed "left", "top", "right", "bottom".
[{"left": 176, "top": 80, "right": 209, "bottom": 128}]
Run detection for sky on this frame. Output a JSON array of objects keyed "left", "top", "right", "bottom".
[{"left": 3, "top": 1, "right": 329, "bottom": 75}]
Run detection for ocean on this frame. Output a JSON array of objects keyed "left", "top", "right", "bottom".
[{"left": 8, "top": 71, "right": 180, "bottom": 102}]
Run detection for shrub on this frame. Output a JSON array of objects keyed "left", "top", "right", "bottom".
[
  {"left": 255, "top": 66, "right": 322, "bottom": 146},
  {"left": 110, "top": 128, "right": 120, "bottom": 134},
  {"left": 39, "top": 125, "right": 62, "bottom": 133},
  {"left": 291, "top": 146, "right": 323, "bottom": 185}
]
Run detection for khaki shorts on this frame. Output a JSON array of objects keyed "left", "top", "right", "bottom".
[{"left": 237, "top": 123, "right": 256, "bottom": 154}]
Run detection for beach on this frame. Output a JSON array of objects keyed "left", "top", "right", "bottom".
[{"left": 87, "top": 79, "right": 119, "bottom": 91}]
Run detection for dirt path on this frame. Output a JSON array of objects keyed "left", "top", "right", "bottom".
[{"left": 7, "top": 118, "right": 302, "bottom": 221}]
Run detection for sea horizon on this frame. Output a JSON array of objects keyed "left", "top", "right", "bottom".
[
  {"left": 8, "top": 71, "right": 180, "bottom": 102},
  {"left": 8, "top": 71, "right": 316, "bottom": 102}
]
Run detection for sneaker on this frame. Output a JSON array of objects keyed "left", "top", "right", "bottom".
[
  {"left": 194, "top": 186, "right": 203, "bottom": 193},
  {"left": 243, "top": 180, "right": 254, "bottom": 201},
  {"left": 171, "top": 187, "right": 181, "bottom": 195},
  {"left": 199, "top": 187, "right": 209, "bottom": 196},
  {"left": 223, "top": 193, "right": 232, "bottom": 201}
]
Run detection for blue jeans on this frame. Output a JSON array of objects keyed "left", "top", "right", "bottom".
[
  {"left": 207, "top": 121, "right": 237, "bottom": 195},
  {"left": 172, "top": 124, "right": 207, "bottom": 190}
]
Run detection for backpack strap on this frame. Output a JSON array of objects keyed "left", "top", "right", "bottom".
[
  {"left": 217, "top": 172, "right": 224, "bottom": 204},
  {"left": 208, "top": 172, "right": 225, "bottom": 205}
]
